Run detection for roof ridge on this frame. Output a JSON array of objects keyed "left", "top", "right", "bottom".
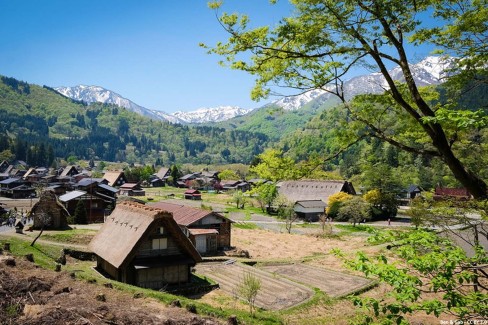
[{"left": 118, "top": 201, "right": 170, "bottom": 219}]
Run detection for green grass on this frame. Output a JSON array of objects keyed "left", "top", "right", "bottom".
[
  {"left": 282, "top": 288, "right": 332, "bottom": 314},
  {"left": 40, "top": 229, "right": 97, "bottom": 244},
  {"left": 334, "top": 224, "right": 375, "bottom": 233},
  {"left": 0, "top": 237, "right": 63, "bottom": 270},
  {"left": 295, "top": 223, "right": 320, "bottom": 229},
  {"left": 233, "top": 222, "right": 259, "bottom": 230}
]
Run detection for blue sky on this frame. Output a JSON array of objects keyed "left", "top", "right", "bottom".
[
  {"left": 0, "top": 0, "right": 295, "bottom": 113},
  {"left": 0, "top": 1, "right": 437, "bottom": 113}
]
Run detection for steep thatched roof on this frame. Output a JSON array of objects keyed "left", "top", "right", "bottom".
[
  {"left": 277, "top": 180, "right": 356, "bottom": 203},
  {"left": 154, "top": 167, "right": 169, "bottom": 179},
  {"left": 89, "top": 202, "right": 201, "bottom": 269},
  {"left": 60, "top": 165, "right": 78, "bottom": 177},
  {"left": 103, "top": 171, "right": 125, "bottom": 187},
  {"left": 30, "top": 190, "right": 70, "bottom": 230}
]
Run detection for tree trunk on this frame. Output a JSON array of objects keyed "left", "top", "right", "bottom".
[
  {"left": 433, "top": 134, "right": 488, "bottom": 199},
  {"left": 30, "top": 225, "right": 44, "bottom": 247},
  {"left": 380, "top": 46, "right": 488, "bottom": 199}
]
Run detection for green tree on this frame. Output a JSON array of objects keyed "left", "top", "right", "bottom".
[
  {"left": 236, "top": 272, "right": 262, "bottom": 316},
  {"left": 73, "top": 200, "right": 88, "bottom": 225},
  {"left": 67, "top": 155, "right": 78, "bottom": 165},
  {"left": 326, "top": 192, "right": 353, "bottom": 219},
  {"left": 336, "top": 196, "right": 371, "bottom": 226},
  {"left": 170, "top": 165, "right": 182, "bottom": 186},
  {"left": 124, "top": 165, "right": 154, "bottom": 183},
  {"left": 206, "top": 0, "right": 488, "bottom": 198},
  {"left": 363, "top": 189, "right": 398, "bottom": 219},
  {"left": 98, "top": 161, "right": 107, "bottom": 171},
  {"left": 0, "top": 149, "right": 15, "bottom": 162},
  {"left": 276, "top": 197, "right": 298, "bottom": 234},
  {"left": 250, "top": 149, "right": 299, "bottom": 182},
  {"left": 218, "top": 169, "right": 239, "bottom": 180},
  {"left": 232, "top": 190, "right": 247, "bottom": 209},
  {"left": 250, "top": 183, "right": 278, "bottom": 213}
]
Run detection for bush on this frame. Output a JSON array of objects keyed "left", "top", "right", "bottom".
[
  {"left": 73, "top": 200, "right": 88, "bottom": 224},
  {"left": 326, "top": 192, "right": 353, "bottom": 219},
  {"left": 336, "top": 196, "right": 370, "bottom": 226}
]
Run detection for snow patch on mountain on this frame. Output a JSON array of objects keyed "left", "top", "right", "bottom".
[
  {"left": 54, "top": 85, "right": 179, "bottom": 122},
  {"left": 54, "top": 85, "right": 252, "bottom": 124},
  {"left": 272, "top": 56, "right": 453, "bottom": 110},
  {"left": 173, "top": 106, "right": 252, "bottom": 123}
]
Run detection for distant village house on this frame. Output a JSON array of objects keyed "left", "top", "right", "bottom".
[{"left": 277, "top": 180, "right": 356, "bottom": 221}]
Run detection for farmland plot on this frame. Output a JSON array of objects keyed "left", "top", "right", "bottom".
[
  {"left": 260, "top": 263, "right": 373, "bottom": 297},
  {"left": 194, "top": 262, "right": 314, "bottom": 310}
]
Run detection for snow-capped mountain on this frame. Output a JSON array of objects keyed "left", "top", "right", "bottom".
[
  {"left": 55, "top": 56, "right": 452, "bottom": 123},
  {"left": 272, "top": 56, "right": 453, "bottom": 110},
  {"left": 54, "top": 85, "right": 251, "bottom": 124},
  {"left": 173, "top": 106, "right": 252, "bottom": 123},
  {"left": 54, "top": 85, "right": 180, "bottom": 122}
]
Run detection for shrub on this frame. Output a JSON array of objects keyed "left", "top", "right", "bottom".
[{"left": 326, "top": 192, "right": 353, "bottom": 219}]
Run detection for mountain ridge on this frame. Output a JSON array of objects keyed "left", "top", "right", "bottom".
[{"left": 55, "top": 56, "right": 452, "bottom": 123}]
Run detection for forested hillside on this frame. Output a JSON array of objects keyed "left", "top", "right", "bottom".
[
  {"left": 217, "top": 97, "right": 339, "bottom": 141},
  {"left": 280, "top": 82, "right": 488, "bottom": 192},
  {"left": 0, "top": 76, "right": 269, "bottom": 166}
]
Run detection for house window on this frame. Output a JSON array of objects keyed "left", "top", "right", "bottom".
[
  {"left": 159, "top": 227, "right": 165, "bottom": 234},
  {"left": 152, "top": 238, "right": 167, "bottom": 250}
]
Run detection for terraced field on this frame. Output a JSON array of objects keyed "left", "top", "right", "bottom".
[
  {"left": 259, "top": 263, "right": 373, "bottom": 297},
  {"left": 194, "top": 261, "right": 314, "bottom": 310}
]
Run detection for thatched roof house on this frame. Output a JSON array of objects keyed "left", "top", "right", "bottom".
[
  {"left": 60, "top": 165, "right": 79, "bottom": 177},
  {"left": 277, "top": 180, "right": 356, "bottom": 221},
  {"left": 89, "top": 202, "right": 201, "bottom": 289},
  {"left": 103, "top": 171, "right": 127, "bottom": 187},
  {"left": 30, "top": 190, "right": 70, "bottom": 230},
  {"left": 154, "top": 167, "right": 170, "bottom": 180},
  {"left": 277, "top": 180, "right": 356, "bottom": 203}
]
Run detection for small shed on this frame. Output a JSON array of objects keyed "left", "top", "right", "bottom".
[
  {"left": 405, "top": 185, "right": 423, "bottom": 199},
  {"left": 189, "top": 229, "right": 219, "bottom": 254},
  {"left": 15, "top": 219, "right": 24, "bottom": 233},
  {"left": 119, "top": 183, "right": 145, "bottom": 197},
  {"left": 294, "top": 200, "right": 327, "bottom": 222},
  {"left": 184, "top": 189, "right": 201, "bottom": 200}
]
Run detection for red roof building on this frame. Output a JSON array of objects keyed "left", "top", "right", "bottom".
[{"left": 150, "top": 201, "right": 232, "bottom": 255}]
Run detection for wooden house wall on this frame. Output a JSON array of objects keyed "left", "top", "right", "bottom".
[
  {"left": 96, "top": 256, "right": 119, "bottom": 280},
  {"left": 187, "top": 215, "right": 232, "bottom": 250},
  {"left": 135, "top": 230, "right": 184, "bottom": 258},
  {"left": 136, "top": 264, "right": 189, "bottom": 288},
  {"left": 65, "top": 198, "right": 106, "bottom": 223},
  {"left": 189, "top": 233, "right": 218, "bottom": 254},
  {"left": 217, "top": 221, "right": 231, "bottom": 248}
]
